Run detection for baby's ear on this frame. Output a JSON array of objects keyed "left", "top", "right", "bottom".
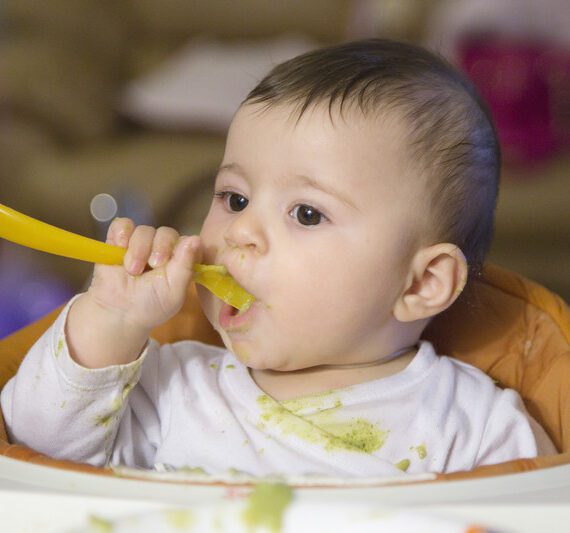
[{"left": 393, "top": 244, "right": 467, "bottom": 322}]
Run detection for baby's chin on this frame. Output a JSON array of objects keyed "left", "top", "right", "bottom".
[
  {"left": 233, "top": 349, "right": 306, "bottom": 373},
  {"left": 223, "top": 341, "right": 266, "bottom": 369}
]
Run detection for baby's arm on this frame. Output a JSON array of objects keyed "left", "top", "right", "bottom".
[
  {"left": 1, "top": 219, "right": 201, "bottom": 465},
  {"left": 0, "top": 305, "right": 151, "bottom": 465}
]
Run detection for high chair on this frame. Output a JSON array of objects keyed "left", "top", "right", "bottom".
[{"left": 0, "top": 263, "right": 568, "bottom": 483}]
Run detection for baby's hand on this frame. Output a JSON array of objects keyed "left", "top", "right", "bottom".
[
  {"left": 66, "top": 219, "right": 201, "bottom": 368},
  {"left": 88, "top": 218, "right": 201, "bottom": 331}
]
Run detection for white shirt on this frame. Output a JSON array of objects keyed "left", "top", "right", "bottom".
[{"left": 1, "top": 300, "right": 554, "bottom": 478}]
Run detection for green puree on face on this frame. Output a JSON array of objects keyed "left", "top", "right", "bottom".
[{"left": 242, "top": 483, "right": 293, "bottom": 532}]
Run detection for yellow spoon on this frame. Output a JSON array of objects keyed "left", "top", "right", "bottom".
[{"left": 0, "top": 203, "right": 254, "bottom": 312}]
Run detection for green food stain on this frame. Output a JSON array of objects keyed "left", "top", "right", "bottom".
[
  {"left": 111, "top": 382, "right": 135, "bottom": 411},
  {"left": 88, "top": 515, "right": 113, "bottom": 532},
  {"left": 110, "top": 397, "right": 121, "bottom": 411},
  {"left": 164, "top": 509, "right": 193, "bottom": 529},
  {"left": 242, "top": 483, "right": 293, "bottom": 533},
  {"left": 225, "top": 364, "right": 236, "bottom": 370},
  {"left": 56, "top": 338, "right": 64, "bottom": 357},
  {"left": 60, "top": 400, "right": 66, "bottom": 409},
  {"left": 94, "top": 413, "right": 114, "bottom": 428},
  {"left": 178, "top": 466, "right": 207, "bottom": 475},
  {"left": 416, "top": 444, "right": 427, "bottom": 459},
  {"left": 395, "top": 459, "right": 410, "bottom": 472},
  {"left": 210, "top": 363, "right": 218, "bottom": 370},
  {"left": 318, "top": 418, "right": 387, "bottom": 454},
  {"left": 122, "top": 381, "right": 134, "bottom": 398},
  {"left": 410, "top": 443, "right": 427, "bottom": 459},
  {"left": 257, "top": 395, "right": 387, "bottom": 454},
  {"left": 228, "top": 467, "right": 249, "bottom": 476}
]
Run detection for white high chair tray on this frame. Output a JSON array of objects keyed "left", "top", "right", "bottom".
[
  {"left": 0, "top": 489, "right": 569, "bottom": 533},
  {"left": 0, "top": 456, "right": 570, "bottom": 532}
]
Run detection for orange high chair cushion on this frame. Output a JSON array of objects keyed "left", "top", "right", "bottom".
[{"left": 0, "top": 263, "right": 568, "bottom": 481}]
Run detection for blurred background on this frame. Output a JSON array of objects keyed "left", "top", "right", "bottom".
[{"left": 0, "top": 0, "right": 568, "bottom": 338}]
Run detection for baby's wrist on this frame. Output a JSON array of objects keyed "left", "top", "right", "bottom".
[
  {"left": 86, "top": 291, "right": 152, "bottom": 337},
  {"left": 66, "top": 293, "right": 151, "bottom": 369}
]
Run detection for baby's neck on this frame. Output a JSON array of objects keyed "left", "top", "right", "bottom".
[{"left": 250, "top": 346, "right": 418, "bottom": 402}]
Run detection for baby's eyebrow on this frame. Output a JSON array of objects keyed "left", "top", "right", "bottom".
[
  {"left": 217, "top": 162, "right": 246, "bottom": 176},
  {"left": 287, "top": 174, "right": 358, "bottom": 210}
]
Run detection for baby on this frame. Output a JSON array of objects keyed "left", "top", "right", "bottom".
[{"left": 1, "top": 39, "right": 555, "bottom": 478}]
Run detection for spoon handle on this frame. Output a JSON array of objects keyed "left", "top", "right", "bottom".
[{"left": 0, "top": 203, "right": 125, "bottom": 265}]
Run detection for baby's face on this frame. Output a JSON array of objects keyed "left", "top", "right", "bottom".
[{"left": 198, "top": 102, "right": 423, "bottom": 371}]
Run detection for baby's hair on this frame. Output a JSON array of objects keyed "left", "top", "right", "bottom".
[{"left": 244, "top": 39, "right": 500, "bottom": 281}]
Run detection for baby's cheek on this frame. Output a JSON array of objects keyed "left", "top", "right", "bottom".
[{"left": 275, "top": 303, "right": 321, "bottom": 340}]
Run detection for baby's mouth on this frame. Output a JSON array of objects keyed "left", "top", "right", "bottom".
[
  {"left": 218, "top": 289, "right": 258, "bottom": 330},
  {"left": 194, "top": 263, "right": 254, "bottom": 312},
  {"left": 228, "top": 303, "right": 241, "bottom": 317}
]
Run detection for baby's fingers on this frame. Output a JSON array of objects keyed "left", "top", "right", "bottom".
[
  {"left": 124, "top": 225, "right": 156, "bottom": 275},
  {"left": 149, "top": 226, "right": 179, "bottom": 269},
  {"left": 106, "top": 218, "right": 135, "bottom": 248},
  {"left": 166, "top": 236, "right": 201, "bottom": 295}
]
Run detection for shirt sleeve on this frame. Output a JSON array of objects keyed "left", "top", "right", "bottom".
[
  {"left": 0, "top": 297, "right": 160, "bottom": 468},
  {"left": 475, "top": 387, "right": 550, "bottom": 467}
]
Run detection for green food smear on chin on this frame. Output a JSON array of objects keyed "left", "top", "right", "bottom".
[{"left": 242, "top": 483, "right": 293, "bottom": 532}]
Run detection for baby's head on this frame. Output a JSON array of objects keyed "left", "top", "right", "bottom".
[
  {"left": 198, "top": 39, "right": 500, "bottom": 371},
  {"left": 245, "top": 39, "right": 500, "bottom": 282}
]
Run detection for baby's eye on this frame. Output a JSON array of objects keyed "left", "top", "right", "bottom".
[
  {"left": 289, "top": 204, "right": 325, "bottom": 226},
  {"left": 215, "top": 191, "right": 249, "bottom": 212}
]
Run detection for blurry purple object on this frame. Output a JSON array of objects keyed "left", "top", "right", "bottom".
[
  {"left": 458, "top": 37, "right": 570, "bottom": 167},
  {"left": 0, "top": 243, "right": 73, "bottom": 339}
]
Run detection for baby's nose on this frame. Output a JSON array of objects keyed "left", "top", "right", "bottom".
[{"left": 223, "top": 210, "right": 268, "bottom": 254}]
